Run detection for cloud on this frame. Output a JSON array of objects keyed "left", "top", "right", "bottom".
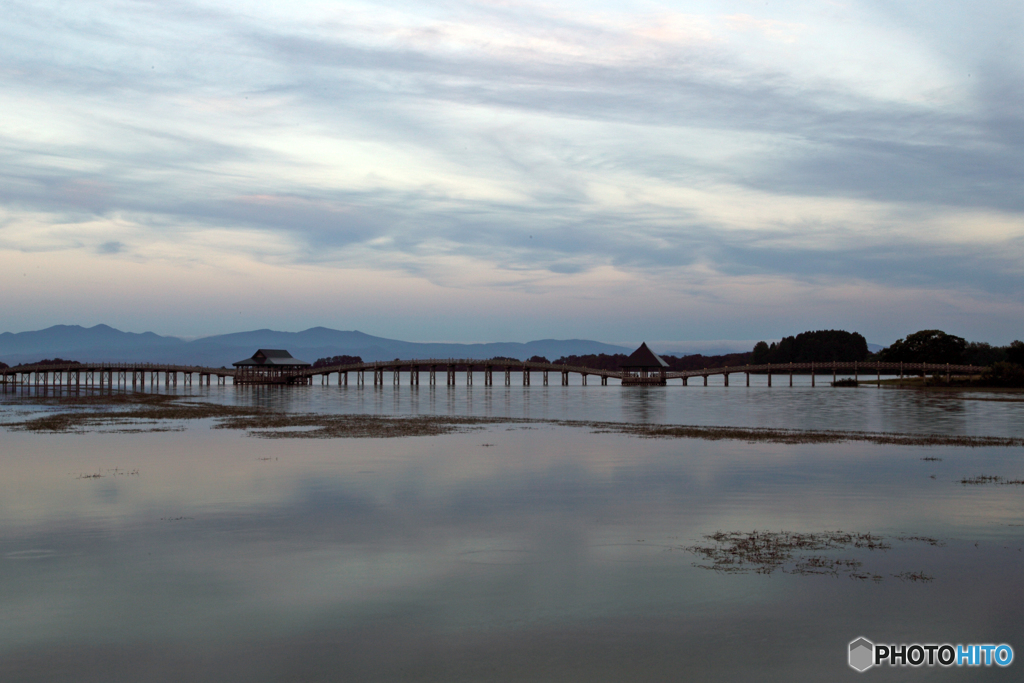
[{"left": 0, "top": 0, "right": 1021, "bottom": 341}]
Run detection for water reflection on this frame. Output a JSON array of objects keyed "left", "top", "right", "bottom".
[
  {"left": 1, "top": 423, "right": 1022, "bottom": 681},
  {"left": 621, "top": 386, "right": 667, "bottom": 424},
  {"left": 4, "top": 378, "right": 1023, "bottom": 438}
]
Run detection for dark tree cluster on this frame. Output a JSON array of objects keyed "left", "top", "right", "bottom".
[
  {"left": 15, "top": 358, "right": 81, "bottom": 368},
  {"left": 660, "top": 352, "right": 753, "bottom": 371},
  {"left": 552, "top": 354, "right": 629, "bottom": 370},
  {"left": 876, "top": 330, "right": 967, "bottom": 364},
  {"left": 1006, "top": 340, "right": 1024, "bottom": 366},
  {"left": 313, "top": 355, "right": 363, "bottom": 368},
  {"left": 550, "top": 352, "right": 754, "bottom": 371},
  {"left": 981, "top": 362, "right": 1024, "bottom": 388},
  {"left": 751, "top": 330, "right": 869, "bottom": 364}
]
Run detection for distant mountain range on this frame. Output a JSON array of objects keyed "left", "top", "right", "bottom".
[{"left": 0, "top": 325, "right": 632, "bottom": 367}]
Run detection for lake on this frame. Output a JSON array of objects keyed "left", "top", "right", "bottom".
[{"left": 1, "top": 382, "right": 1022, "bottom": 681}]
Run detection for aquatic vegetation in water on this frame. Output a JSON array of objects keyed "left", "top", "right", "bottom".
[
  {"left": 959, "top": 475, "right": 1024, "bottom": 486},
  {"left": 686, "top": 530, "right": 943, "bottom": 581},
  {"left": 5, "top": 393, "right": 1024, "bottom": 448}
]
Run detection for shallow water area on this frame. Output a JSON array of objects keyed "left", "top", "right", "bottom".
[{"left": 1, "top": 384, "right": 1022, "bottom": 680}]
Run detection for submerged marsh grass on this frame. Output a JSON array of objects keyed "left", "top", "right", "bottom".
[
  {"left": 686, "top": 530, "right": 941, "bottom": 581},
  {"left": 5, "top": 391, "right": 1024, "bottom": 447}
]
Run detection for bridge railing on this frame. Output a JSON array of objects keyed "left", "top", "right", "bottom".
[
  {"left": 4, "top": 359, "right": 990, "bottom": 383},
  {"left": 300, "top": 358, "right": 623, "bottom": 377}
]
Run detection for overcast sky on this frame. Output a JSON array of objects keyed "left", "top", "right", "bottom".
[{"left": 2, "top": 0, "right": 1022, "bottom": 346}]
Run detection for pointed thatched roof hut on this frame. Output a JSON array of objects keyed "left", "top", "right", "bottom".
[{"left": 620, "top": 342, "right": 668, "bottom": 386}]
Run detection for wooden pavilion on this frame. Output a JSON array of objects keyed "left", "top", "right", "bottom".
[
  {"left": 232, "top": 349, "right": 311, "bottom": 385},
  {"left": 620, "top": 342, "right": 669, "bottom": 386}
]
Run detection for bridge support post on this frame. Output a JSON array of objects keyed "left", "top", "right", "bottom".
[
  {"left": 467, "top": 367, "right": 472, "bottom": 386},
  {"left": 562, "top": 371, "right": 568, "bottom": 386},
  {"left": 505, "top": 367, "right": 511, "bottom": 386},
  {"left": 724, "top": 373, "right": 729, "bottom": 387},
  {"left": 429, "top": 366, "right": 435, "bottom": 386},
  {"left": 393, "top": 368, "right": 400, "bottom": 386},
  {"left": 682, "top": 376, "right": 687, "bottom": 386},
  {"left": 582, "top": 374, "right": 587, "bottom": 386},
  {"left": 811, "top": 362, "right": 815, "bottom": 387},
  {"left": 484, "top": 366, "right": 492, "bottom": 386},
  {"left": 601, "top": 376, "right": 607, "bottom": 385},
  {"left": 523, "top": 369, "right": 529, "bottom": 386},
  {"left": 745, "top": 373, "right": 749, "bottom": 387},
  {"left": 832, "top": 363, "right": 836, "bottom": 385},
  {"left": 543, "top": 370, "right": 548, "bottom": 386},
  {"left": 767, "top": 363, "right": 772, "bottom": 387},
  {"left": 789, "top": 363, "right": 793, "bottom": 387},
  {"left": 877, "top": 363, "right": 881, "bottom": 386},
  {"left": 703, "top": 375, "right": 708, "bottom": 387}
]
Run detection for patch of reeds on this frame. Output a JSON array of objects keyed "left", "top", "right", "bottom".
[
  {"left": 214, "top": 413, "right": 511, "bottom": 438},
  {"left": 686, "top": 530, "right": 942, "bottom": 582},
  {"left": 960, "top": 475, "right": 1003, "bottom": 485},
  {"left": 832, "top": 378, "right": 859, "bottom": 387},
  {"left": 7, "top": 395, "right": 269, "bottom": 433},
  {"left": 589, "top": 422, "right": 1024, "bottom": 448}
]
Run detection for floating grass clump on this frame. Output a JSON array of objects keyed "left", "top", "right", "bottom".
[
  {"left": 960, "top": 475, "right": 1003, "bottom": 485},
  {"left": 213, "top": 413, "right": 513, "bottom": 439},
  {"left": 591, "top": 422, "right": 1024, "bottom": 448},
  {"left": 6, "top": 393, "right": 270, "bottom": 433},
  {"left": 686, "top": 530, "right": 942, "bottom": 582},
  {"left": 958, "top": 475, "right": 1024, "bottom": 486}
]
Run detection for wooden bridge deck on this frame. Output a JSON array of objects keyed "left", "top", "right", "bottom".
[{"left": 1, "top": 359, "right": 987, "bottom": 389}]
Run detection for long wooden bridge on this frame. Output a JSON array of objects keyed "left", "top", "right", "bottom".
[{"left": 1, "top": 359, "right": 987, "bottom": 390}]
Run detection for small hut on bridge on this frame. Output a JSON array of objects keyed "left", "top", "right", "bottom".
[
  {"left": 233, "top": 349, "right": 311, "bottom": 385},
  {"left": 620, "top": 342, "right": 669, "bottom": 386}
]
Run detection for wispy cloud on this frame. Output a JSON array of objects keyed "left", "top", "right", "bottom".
[{"left": 0, "top": 0, "right": 1021, "bottom": 341}]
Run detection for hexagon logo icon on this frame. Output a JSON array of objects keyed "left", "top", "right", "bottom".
[{"left": 849, "top": 637, "right": 875, "bottom": 672}]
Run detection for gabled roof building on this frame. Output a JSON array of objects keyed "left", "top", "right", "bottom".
[
  {"left": 233, "top": 349, "right": 311, "bottom": 384},
  {"left": 620, "top": 342, "right": 669, "bottom": 386}
]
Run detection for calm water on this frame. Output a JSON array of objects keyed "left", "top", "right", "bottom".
[{"left": 1, "top": 384, "right": 1022, "bottom": 681}]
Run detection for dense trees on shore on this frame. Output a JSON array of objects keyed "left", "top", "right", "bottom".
[
  {"left": 313, "top": 355, "right": 362, "bottom": 367},
  {"left": 751, "top": 330, "right": 868, "bottom": 364}
]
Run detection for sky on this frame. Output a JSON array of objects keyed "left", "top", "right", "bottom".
[{"left": 1, "top": 0, "right": 1022, "bottom": 347}]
